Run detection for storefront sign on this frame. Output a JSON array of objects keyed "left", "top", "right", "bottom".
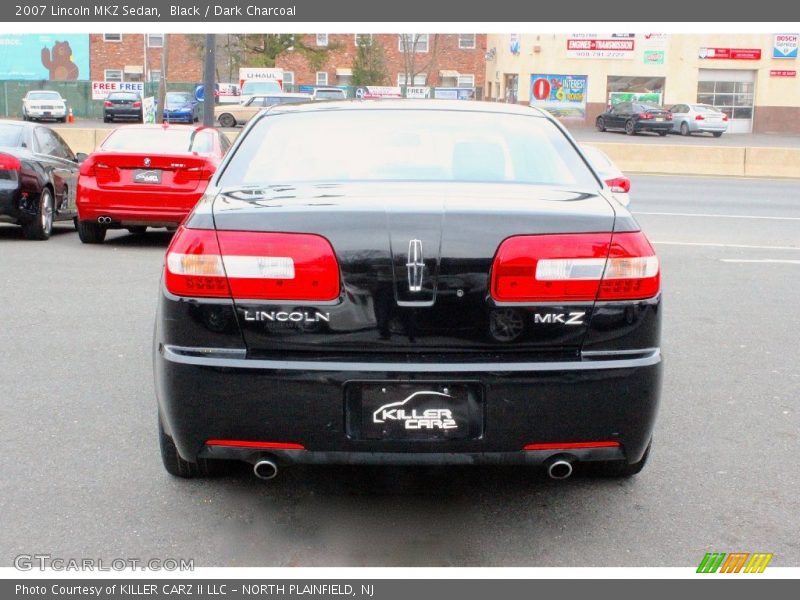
[
  {"left": 354, "top": 86, "right": 402, "bottom": 99},
  {"left": 773, "top": 34, "right": 798, "bottom": 59},
  {"left": 643, "top": 50, "right": 665, "bottom": 65},
  {"left": 91, "top": 81, "right": 145, "bottom": 100},
  {"left": 698, "top": 48, "right": 762, "bottom": 60},
  {"left": 405, "top": 86, "right": 431, "bottom": 99},
  {"left": 770, "top": 69, "right": 797, "bottom": 77},
  {"left": 529, "top": 74, "right": 588, "bottom": 118},
  {"left": 509, "top": 34, "right": 520, "bottom": 55},
  {"left": 433, "top": 87, "right": 476, "bottom": 100},
  {"left": 567, "top": 38, "right": 635, "bottom": 59}
]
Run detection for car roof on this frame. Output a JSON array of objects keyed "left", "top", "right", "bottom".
[
  {"left": 25, "top": 90, "right": 62, "bottom": 96},
  {"left": 264, "top": 99, "right": 551, "bottom": 118}
]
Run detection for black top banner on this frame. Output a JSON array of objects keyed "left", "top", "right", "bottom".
[{"left": 2, "top": 0, "right": 799, "bottom": 22}]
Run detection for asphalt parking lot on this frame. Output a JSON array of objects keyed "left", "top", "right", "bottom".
[{"left": 1, "top": 174, "right": 798, "bottom": 567}]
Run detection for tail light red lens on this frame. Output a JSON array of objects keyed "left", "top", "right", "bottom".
[
  {"left": 666, "top": 113, "right": 673, "bottom": 121},
  {"left": 490, "top": 232, "right": 659, "bottom": 302},
  {"left": 165, "top": 227, "right": 341, "bottom": 301},
  {"left": 605, "top": 176, "right": 631, "bottom": 194},
  {"left": 722, "top": 114, "right": 729, "bottom": 122},
  {"left": 0, "top": 152, "right": 21, "bottom": 171},
  {"left": 640, "top": 112, "right": 653, "bottom": 120},
  {"left": 104, "top": 100, "right": 112, "bottom": 107},
  {"left": 695, "top": 114, "right": 705, "bottom": 121},
  {"left": 133, "top": 101, "right": 142, "bottom": 108}
]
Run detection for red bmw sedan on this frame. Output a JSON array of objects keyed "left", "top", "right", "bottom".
[{"left": 76, "top": 124, "right": 230, "bottom": 243}]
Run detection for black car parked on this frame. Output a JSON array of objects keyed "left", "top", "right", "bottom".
[
  {"left": 596, "top": 102, "right": 673, "bottom": 136},
  {"left": 154, "top": 101, "right": 663, "bottom": 482},
  {"left": 103, "top": 92, "right": 143, "bottom": 123},
  {"left": 0, "top": 120, "right": 84, "bottom": 239}
]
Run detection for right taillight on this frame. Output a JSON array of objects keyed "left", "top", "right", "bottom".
[
  {"left": 165, "top": 227, "right": 341, "bottom": 301},
  {"left": 605, "top": 176, "right": 631, "bottom": 194},
  {"left": 0, "top": 152, "right": 21, "bottom": 171},
  {"left": 104, "top": 100, "right": 112, "bottom": 107},
  {"left": 490, "top": 232, "right": 659, "bottom": 302}
]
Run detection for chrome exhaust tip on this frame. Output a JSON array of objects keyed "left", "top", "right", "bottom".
[
  {"left": 253, "top": 459, "right": 278, "bottom": 480},
  {"left": 97, "top": 216, "right": 112, "bottom": 224},
  {"left": 546, "top": 458, "right": 574, "bottom": 480}
]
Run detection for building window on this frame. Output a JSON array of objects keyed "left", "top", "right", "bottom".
[
  {"left": 104, "top": 69, "right": 123, "bottom": 82},
  {"left": 458, "top": 34, "right": 476, "bottom": 49},
  {"left": 149, "top": 70, "right": 161, "bottom": 82},
  {"left": 354, "top": 34, "right": 373, "bottom": 46},
  {"left": 316, "top": 71, "right": 328, "bottom": 86},
  {"left": 606, "top": 75, "right": 666, "bottom": 106},
  {"left": 697, "top": 80, "right": 754, "bottom": 120},
  {"left": 397, "top": 73, "right": 427, "bottom": 86},
  {"left": 147, "top": 34, "right": 164, "bottom": 48},
  {"left": 316, "top": 34, "right": 328, "bottom": 47},
  {"left": 283, "top": 71, "right": 294, "bottom": 89},
  {"left": 457, "top": 74, "right": 475, "bottom": 88},
  {"left": 399, "top": 34, "right": 429, "bottom": 53},
  {"left": 103, "top": 34, "right": 122, "bottom": 42}
]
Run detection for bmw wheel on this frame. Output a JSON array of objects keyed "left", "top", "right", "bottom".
[
  {"left": 625, "top": 120, "right": 636, "bottom": 136},
  {"left": 77, "top": 220, "right": 107, "bottom": 244},
  {"left": 680, "top": 122, "right": 690, "bottom": 136},
  {"left": 23, "top": 188, "right": 54, "bottom": 240}
]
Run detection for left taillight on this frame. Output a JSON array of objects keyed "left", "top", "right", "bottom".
[
  {"left": 165, "top": 227, "right": 341, "bottom": 301},
  {"left": 0, "top": 152, "right": 21, "bottom": 171},
  {"left": 605, "top": 176, "right": 631, "bottom": 194},
  {"left": 490, "top": 232, "right": 660, "bottom": 302}
]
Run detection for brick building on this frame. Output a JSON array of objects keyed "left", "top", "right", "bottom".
[
  {"left": 274, "top": 34, "right": 487, "bottom": 92},
  {"left": 89, "top": 33, "right": 203, "bottom": 83}
]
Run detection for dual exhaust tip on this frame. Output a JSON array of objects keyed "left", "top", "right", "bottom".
[
  {"left": 252, "top": 457, "right": 573, "bottom": 481},
  {"left": 97, "top": 216, "right": 113, "bottom": 224}
]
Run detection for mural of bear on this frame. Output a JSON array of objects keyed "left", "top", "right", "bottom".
[{"left": 41, "top": 41, "right": 79, "bottom": 80}]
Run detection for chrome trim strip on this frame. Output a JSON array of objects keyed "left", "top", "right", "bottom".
[{"left": 162, "top": 345, "right": 660, "bottom": 372}]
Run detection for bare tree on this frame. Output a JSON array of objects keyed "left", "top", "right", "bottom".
[{"left": 399, "top": 34, "right": 439, "bottom": 89}]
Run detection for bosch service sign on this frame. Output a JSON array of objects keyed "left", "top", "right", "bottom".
[
  {"left": 529, "top": 74, "right": 588, "bottom": 118},
  {"left": 773, "top": 34, "right": 799, "bottom": 59}
]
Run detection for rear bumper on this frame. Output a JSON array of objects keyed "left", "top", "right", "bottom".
[
  {"left": 635, "top": 122, "right": 673, "bottom": 132},
  {"left": 155, "top": 343, "right": 662, "bottom": 467},
  {"left": 77, "top": 183, "right": 203, "bottom": 225},
  {"left": 104, "top": 108, "right": 142, "bottom": 120}
]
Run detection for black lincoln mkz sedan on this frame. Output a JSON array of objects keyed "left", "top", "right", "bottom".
[{"left": 154, "top": 101, "right": 662, "bottom": 481}]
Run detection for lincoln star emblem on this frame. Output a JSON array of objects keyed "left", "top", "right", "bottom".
[
  {"left": 406, "top": 239, "right": 424, "bottom": 292},
  {"left": 143, "top": 157, "right": 151, "bottom": 167}
]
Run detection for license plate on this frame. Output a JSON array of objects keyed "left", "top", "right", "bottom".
[
  {"left": 43, "top": 111, "right": 51, "bottom": 116},
  {"left": 655, "top": 117, "right": 664, "bottom": 121},
  {"left": 346, "top": 382, "right": 483, "bottom": 441},
  {"left": 132, "top": 169, "right": 162, "bottom": 184}
]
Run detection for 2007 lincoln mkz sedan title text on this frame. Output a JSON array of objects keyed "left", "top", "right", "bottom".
[{"left": 154, "top": 101, "right": 662, "bottom": 482}]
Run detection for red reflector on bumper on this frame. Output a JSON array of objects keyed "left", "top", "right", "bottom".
[
  {"left": 523, "top": 441, "right": 620, "bottom": 451},
  {"left": 205, "top": 440, "right": 305, "bottom": 450}
]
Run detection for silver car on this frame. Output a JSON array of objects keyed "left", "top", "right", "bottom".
[
  {"left": 668, "top": 103, "right": 729, "bottom": 137},
  {"left": 580, "top": 144, "right": 631, "bottom": 207}
]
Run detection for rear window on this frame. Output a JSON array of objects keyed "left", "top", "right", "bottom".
[
  {"left": 692, "top": 104, "right": 719, "bottom": 113},
  {"left": 166, "top": 93, "right": 193, "bottom": 107},
  {"left": 220, "top": 109, "right": 601, "bottom": 189},
  {"left": 0, "top": 124, "right": 24, "bottom": 147},
  {"left": 108, "top": 92, "right": 139, "bottom": 100},
  {"left": 27, "top": 92, "right": 61, "bottom": 101},
  {"left": 102, "top": 128, "right": 205, "bottom": 154}
]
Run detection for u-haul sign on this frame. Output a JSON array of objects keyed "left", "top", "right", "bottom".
[{"left": 238, "top": 67, "right": 284, "bottom": 89}]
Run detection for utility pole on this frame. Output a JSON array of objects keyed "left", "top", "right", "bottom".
[
  {"left": 158, "top": 34, "right": 170, "bottom": 123},
  {"left": 202, "top": 34, "right": 216, "bottom": 127}
]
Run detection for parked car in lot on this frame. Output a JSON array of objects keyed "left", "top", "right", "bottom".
[
  {"left": 580, "top": 144, "right": 631, "bottom": 207},
  {"left": 668, "top": 103, "right": 729, "bottom": 137},
  {"left": 22, "top": 90, "right": 68, "bottom": 123},
  {"left": 596, "top": 102, "right": 673, "bottom": 136},
  {"left": 76, "top": 124, "right": 230, "bottom": 243},
  {"left": 311, "top": 87, "right": 347, "bottom": 101},
  {"left": 238, "top": 80, "right": 283, "bottom": 105},
  {"left": 162, "top": 92, "right": 200, "bottom": 124},
  {"left": 103, "top": 91, "right": 143, "bottom": 123},
  {"left": 215, "top": 93, "right": 312, "bottom": 127},
  {"left": 155, "top": 101, "right": 662, "bottom": 482},
  {"left": 0, "top": 120, "right": 83, "bottom": 239}
]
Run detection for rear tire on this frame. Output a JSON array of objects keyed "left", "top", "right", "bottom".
[
  {"left": 158, "top": 416, "right": 231, "bottom": 478},
  {"left": 587, "top": 440, "right": 652, "bottom": 477},
  {"left": 127, "top": 226, "right": 147, "bottom": 235},
  {"left": 22, "top": 188, "right": 54, "bottom": 240},
  {"left": 218, "top": 113, "right": 236, "bottom": 128},
  {"left": 77, "top": 220, "right": 107, "bottom": 244},
  {"left": 712, "top": 131, "right": 723, "bottom": 138},
  {"left": 680, "top": 122, "right": 690, "bottom": 136},
  {"left": 596, "top": 117, "right": 606, "bottom": 132},
  {"left": 658, "top": 130, "right": 668, "bottom": 136},
  {"left": 625, "top": 120, "right": 636, "bottom": 135}
]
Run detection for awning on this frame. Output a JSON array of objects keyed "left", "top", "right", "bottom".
[
  {"left": 336, "top": 68, "right": 353, "bottom": 76},
  {"left": 439, "top": 69, "right": 460, "bottom": 78},
  {"left": 124, "top": 65, "right": 144, "bottom": 74}
]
